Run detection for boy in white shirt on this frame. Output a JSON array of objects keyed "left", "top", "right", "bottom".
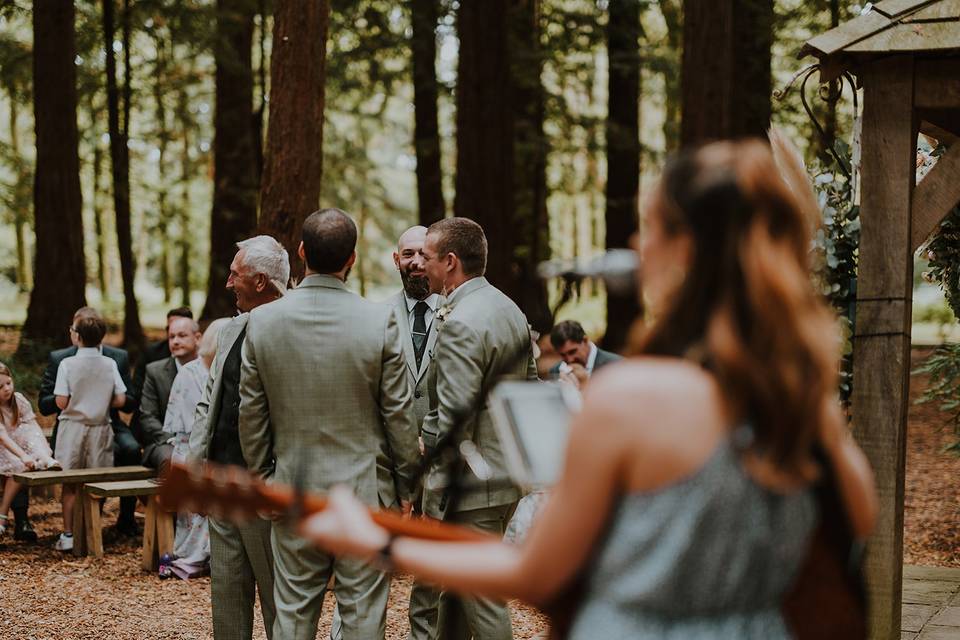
[{"left": 52, "top": 314, "right": 127, "bottom": 551}]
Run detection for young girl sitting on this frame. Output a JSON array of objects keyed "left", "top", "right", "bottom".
[{"left": 0, "top": 362, "right": 60, "bottom": 536}]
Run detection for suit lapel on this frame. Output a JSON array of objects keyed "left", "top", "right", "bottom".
[{"left": 417, "top": 319, "right": 438, "bottom": 382}]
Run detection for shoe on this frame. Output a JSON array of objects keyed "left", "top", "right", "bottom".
[
  {"left": 0, "top": 514, "right": 8, "bottom": 536},
  {"left": 114, "top": 518, "right": 140, "bottom": 538},
  {"left": 13, "top": 517, "right": 38, "bottom": 543},
  {"left": 53, "top": 533, "right": 74, "bottom": 552},
  {"left": 43, "top": 458, "right": 62, "bottom": 471}
]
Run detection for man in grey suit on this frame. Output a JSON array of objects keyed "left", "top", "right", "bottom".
[
  {"left": 239, "top": 209, "right": 420, "bottom": 640},
  {"left": 189, "top": 235, "right": 290, "bottom": 640},
  {"left": 419, "top": 217, "right": 538, "bottom": 640},
  {"left": 388, "top": 225, "right": 440, "bottom": 640},
  {"left": 140, "top": 315, "right": 201, "bottom": 471}
]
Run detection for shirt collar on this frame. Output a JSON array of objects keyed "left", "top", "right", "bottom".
[
  {"left": 403, "top": 292, "right": 440, "bottom": 313},
  {"left": 76, "top": 346, "right": 103, "bottom": 357},
  {"left": 586, "top": 342, "right": 598, "bottom": 373}
]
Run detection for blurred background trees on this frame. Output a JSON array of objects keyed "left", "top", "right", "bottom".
[{"left": 0, "top": 0, "right": 865, "bottom": 352}]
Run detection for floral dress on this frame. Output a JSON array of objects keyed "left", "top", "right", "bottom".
[
  {"left": 0, "top": 393, "right": 58, "bottom": 474},
  {"left": 162, "top": 359, "right": 211, "bottom": 576}
]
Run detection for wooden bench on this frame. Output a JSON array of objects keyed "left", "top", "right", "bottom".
[
  {"left": 84, "top": 480, "right": 173, "bottom": 571},
  {"left": 12, "top": 466, "right": 155, "bottom": 556}
]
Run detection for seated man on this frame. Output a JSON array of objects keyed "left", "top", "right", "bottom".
[
  {"left": 140, "top": 316, "right": 200, "bottom": 472},
  {"left": 130, "top": 307, "right": 193, "bottom": 442},
  {"left": 38, "top": 306, "right": 140, "bottom": 537},
  {"left": 548, "top": 320, "right": 621, "bottom": 384}
]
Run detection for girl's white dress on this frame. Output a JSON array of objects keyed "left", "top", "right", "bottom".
[{"left": 0, "top": 393, "right": 58, "bottom": 474}]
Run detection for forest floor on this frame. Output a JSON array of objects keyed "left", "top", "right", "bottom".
[{"left": 0, "top": 335, "right": 955, "bottom": 638}]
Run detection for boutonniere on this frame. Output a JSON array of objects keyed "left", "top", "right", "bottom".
[{"left": 436, "top": 303, "right": 453, "bottom": 323}]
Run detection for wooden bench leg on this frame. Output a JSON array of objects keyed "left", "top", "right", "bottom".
[
  {"left": 156, "top": 499, "right": 174, "bottom": 560},
  {"left": 142, "top": 496, "right": 158, "bottom": 572},
  {"left": 84, "top": 492, "right": 104, "bottom": 559},
  {"left": 71, "top": 486, "right": 87, "bottom": 557}
]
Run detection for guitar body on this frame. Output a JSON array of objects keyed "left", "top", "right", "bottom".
[{"left": 783, "top": 452, "right": 868, "bottom": 640}]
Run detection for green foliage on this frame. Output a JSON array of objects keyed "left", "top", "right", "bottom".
[
  {"left": 913, "top": 145, "right": 960, "bottom": 454},
  {"left": 913, "top": 344, "right": 960, "bottom": 455},
  {"left": 810, "top": 142, "right": 859, "bottom": 401}
]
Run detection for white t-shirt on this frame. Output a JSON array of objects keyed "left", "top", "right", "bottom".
[{"left": 54, "top": 347, "right": 127, "bottom": 425}]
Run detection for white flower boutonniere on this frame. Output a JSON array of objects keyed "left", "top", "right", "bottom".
[{"left": 436, "top": 303, "right": 453, "bottom": 324}]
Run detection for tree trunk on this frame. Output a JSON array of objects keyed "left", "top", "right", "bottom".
[
  {"left": 603, "top": 0, "right": 642, "bottom": 353},
  {"left": 104, "top": 0, "right": 144, "bottom": 350},
  {"left": 153, "top": 29, "right": 172, "bottom": 304},
  {"left": 202, "top": 0, "right": 259, "bottom": 320},
  {"left": 92, "top": 142, "right": 110, "bottom": 297},
  {"left": 20, "top": 0, "right": 86, "bottom": 355},
  {"left": 680, "top": 0, "right": 774, "bottom": 146},
  {"left": 179, "top": 84, "right": 193, "bottom": 309},
  {"left": 411, "top": 0, "right": 445, "bottom": 226},
  {"left": 257, "top": 0, "right": 330, "bottom": 281},
  {"left": 819, "top": 0, "right": 840, "bottom": 162},
  {"left": 454, "top": 0, "right": 551, "bottom": 332},
  {"left": 8, "top": 91, "right": 31, "bottom": 293},
  {"left": 660, "top": 0, "right": 682, "bottom": 152}
]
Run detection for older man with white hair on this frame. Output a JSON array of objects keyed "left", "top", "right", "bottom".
[{"left": 189, "top": 235, "right": 290, "bottom": 640}]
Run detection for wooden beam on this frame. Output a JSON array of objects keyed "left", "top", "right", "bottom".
[
  {"left": 915, "top": 58, "right": 960, "bottom": 109},
  {"left": 851, "top": 56, "right": 916, "bottom": 640},
  {"left": 912, "top": 142, "right": 960, "bottom": 249}
]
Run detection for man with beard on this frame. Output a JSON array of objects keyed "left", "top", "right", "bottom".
[
  {"left": 189, "top": 235, "right": 289, "bottom": 640},
  {"left": 388, "top": 226, "right": 440, "bottom": 640},
  {"left": 239, "top": 208, "right": 419, "bottom": 640}
]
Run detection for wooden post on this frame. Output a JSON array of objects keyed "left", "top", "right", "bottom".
[
  {"left": 71, "top": 484, "right": 87, "bottom": 557},
  {"left": 850, "top": 56, "right": 916, "bottom": 640},
  {"left": 84, "top": 493, "right": 103, "bottom": 559},
  {"left": 142, "top": 495, "right": 158, "bottom": 571}
]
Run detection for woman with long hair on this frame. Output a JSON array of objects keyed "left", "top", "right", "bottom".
[{"left": 299, "top": 139, "right": 877, "bottom": 638}]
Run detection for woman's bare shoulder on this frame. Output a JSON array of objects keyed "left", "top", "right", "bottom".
[{"left": 578, "top": 357, "right": 730, "bottom": 490}]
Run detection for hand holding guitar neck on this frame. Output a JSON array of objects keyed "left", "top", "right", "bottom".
[{"left": 158, "top": 461, "right": 491, "bottom": 543}]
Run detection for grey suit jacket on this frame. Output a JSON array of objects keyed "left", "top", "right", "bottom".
[
  {"left": 421, "top": 277, "right": 538, "bottom": 517},
  {"left": 387, "top": 291, "right": 438, "bottom": 428},
  {"left": 140, "top": 356, "right": 179, "bottom": 462},
  {"left": 238, "top": 274, "right": 420, "bottom": 508},
  {"left": 189, "top": 314, "right": 249, "bottom": 463}
]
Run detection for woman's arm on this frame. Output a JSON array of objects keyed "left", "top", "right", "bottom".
[
  {"left": 820, "top": 400, "right": 878, "bottom": 539},
  {"left": 303, "top": 394, "right": 630, "bottom": 604}
]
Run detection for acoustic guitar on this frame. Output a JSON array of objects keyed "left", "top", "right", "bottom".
[{"left": 159, "top": 459, "right": 867, "bottom": 640}]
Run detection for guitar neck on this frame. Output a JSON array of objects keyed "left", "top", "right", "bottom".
[{"left": 159, "top": 462, "right": 492, "bottom": 543}]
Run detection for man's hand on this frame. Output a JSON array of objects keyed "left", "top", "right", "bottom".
[{"left": 400, "top": 499, "right": 413, "bottom": 518}]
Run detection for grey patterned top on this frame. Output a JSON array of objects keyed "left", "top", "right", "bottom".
[{"left": 569, "top": 435, "right": 816, "bottom": 639}]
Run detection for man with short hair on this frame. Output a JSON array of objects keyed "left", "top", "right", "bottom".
[
  {"left": 239, "top": 209, "right": 419, "bottom": 640},
  {"left": 387, "top": 225, "right": 440, "bottom": 640},
  {"left": 189, "top": 234, "right": 289, "bottom": 640},
  {"left": 548, "top": 320, "right": 621, "bottom": 382},
  {"left": 130, "top": 307, "right": 193, "bottom": 440},
  {"left": 37, "top": 306, "right": 139, "bottom": 538},
  {"left": 419, "top": 217, "right": 538, "bottom": 640},
  {"left": 140, "top": 316, "right": 201, "bottom": 472}
]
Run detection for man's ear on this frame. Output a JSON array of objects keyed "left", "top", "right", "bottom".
[
  {"left": 392, "top": 251, "right": 400, "bottom": 271},
  {"left": 345, "top": 251, "right": 357, "bottom": 271},
  {"left": 254, "top": 272, "right": 269, "bottom": 293},
  {"left": 445, "top": 252, "right": 458, "bottom": 274},
  {"left": 298, "top": 241, "right": 306, "bottom": 262}
]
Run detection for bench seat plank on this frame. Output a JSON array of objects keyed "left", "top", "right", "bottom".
[
  {"left": 12, "top": 465, "right": 154, "bottom": 486},
  {"left": 86, "top": 479, "right": 162, "bottom": 498}
]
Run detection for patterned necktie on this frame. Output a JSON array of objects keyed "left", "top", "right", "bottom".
[{"left": 412, "top": 300, "right": 429, "bottom": 370}]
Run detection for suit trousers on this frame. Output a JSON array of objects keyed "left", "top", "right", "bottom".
[
  {"left": 272, "top": 523, "right": 390, "bottom": 640},
  {"left": 414, "top": 503, "right": 517, "bottom": 640},
  {"left": 209, "top": 516, "right": 277, "bottom": 640}
]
